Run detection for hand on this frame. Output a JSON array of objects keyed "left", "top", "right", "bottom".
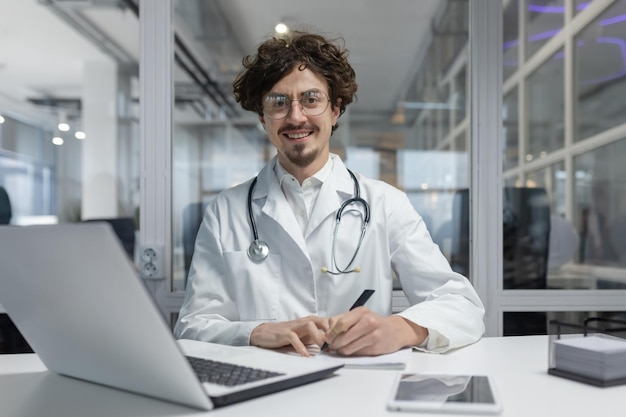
[
  {"left": 250, "top": 315, "right": 330, "bottom": 356},
  {"left": 324, "top": 307, "right": 427, "bottom": 356}
]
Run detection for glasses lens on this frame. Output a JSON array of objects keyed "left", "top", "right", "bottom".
[
  {"left": 263, "top": 91, "right": 329, "bottom": 119},
  {"left": 300, "top": 90, "right": 328, "bottom": 116},
  {"left": 264, "top": 94, "right": 290, "bottom": 119}
]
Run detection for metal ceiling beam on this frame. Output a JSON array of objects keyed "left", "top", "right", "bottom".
[{"left": 39, "top": 0, "right": 138, "bottom": 69}]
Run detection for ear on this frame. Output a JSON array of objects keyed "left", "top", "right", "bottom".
[
  {"left": 259, "top": 115, "right": 266, "bottom": 127},
  {"left": 332, "top": 98, "right": 342, "bottom": 122}
]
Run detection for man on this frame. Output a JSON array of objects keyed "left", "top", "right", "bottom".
[{"left": 174, "top": 31, "right": 485, "bottom": 356}]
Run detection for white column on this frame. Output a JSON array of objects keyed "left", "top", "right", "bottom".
[
  {"left": 470, "top": 1, "right": 503, "bottom": 336},
  {"left": 81, "top": 60, "right": 118, "bottom": 219}
]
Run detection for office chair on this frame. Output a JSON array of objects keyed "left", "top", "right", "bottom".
[
  {"left": 182, "top": 202, "right": 208, "bottom": 282},
  {"left": 0, "top": 314, "right": 33, "bottom": 354},
  {"left": 0, "top": 186, "right": 12, "bottom": 225},
  {"left": 83, "top": 217, "right": 136, "bottom": 259},
  {"left": 448, "top": 187, "right": 551, "bottom": 289}
]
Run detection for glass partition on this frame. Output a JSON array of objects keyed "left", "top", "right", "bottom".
[
  {"left": 504, "top": 310, "right": 626, "bottom": 336},
  {"left": 502, "top": 0, "right": 626, "bottom": 298},
  {"left": 574, "top": 139, "right": 626, "bottom": 269},
  {"left": 575, "top": 0, "right": 626, "bottom": 141},
  {"left": 527, "top": 50, "right": 565, "bottom": 160},
  {"left": 526, "top": 0, "right": 564, "bottom": 58},
  {"left": 503, "top": 88, "right": 519, "bottom": 171},
  {"left": 171, "top": 0, "right": 473, "bottom": 290},
  {"left": 0, "top": 2, "right": 140, "bottom": 233},
  {"left": 503, "top": 0, "right": 520, "bottom": 80}
]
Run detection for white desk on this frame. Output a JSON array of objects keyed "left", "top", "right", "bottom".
[{"left": 0, "top": 336, "right": 624, "bottom": 417}]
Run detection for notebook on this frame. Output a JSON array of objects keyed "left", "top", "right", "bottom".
[{"left": 0, "top": 223, "right": 342, "bottom": 411}]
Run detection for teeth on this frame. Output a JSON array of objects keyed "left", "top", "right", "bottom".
[{"left": 287, "top": 133, "right": 309, "bottom": 139}]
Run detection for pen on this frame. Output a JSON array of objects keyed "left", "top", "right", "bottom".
[{"left": 321, "top": 289, "right": 375, "bottom": 351}]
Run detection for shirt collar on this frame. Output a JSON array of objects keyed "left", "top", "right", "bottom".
[{"left": 274, "top": 156, "right": 334, "bottom": 187}]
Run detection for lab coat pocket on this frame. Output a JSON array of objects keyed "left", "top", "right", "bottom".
[{"left": 223, "top": 251, "right": 281, "bottom": 321}]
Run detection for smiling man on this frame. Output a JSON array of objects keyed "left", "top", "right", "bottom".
[{"left": 174, "top": 31, "right": 485, "bottom": 357}]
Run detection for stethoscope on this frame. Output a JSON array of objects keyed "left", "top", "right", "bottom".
[{"left": 247, "top": 169, "right": 370, "bottom": 275}]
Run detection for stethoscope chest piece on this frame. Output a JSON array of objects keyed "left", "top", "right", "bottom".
[
  {"left": 245, "top": 169, "right": 369, "bottom": 272},
  {"left": 247, "top": 239, "right": 269, "bottom": 262}
]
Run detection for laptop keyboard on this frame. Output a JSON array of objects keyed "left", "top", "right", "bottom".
[{"left": 185, "top": 356, "right": 285, "bottom": 387}]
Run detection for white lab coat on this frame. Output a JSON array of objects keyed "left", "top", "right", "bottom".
[{"left": 174, "top": 155, "right": 485, "bottom": 353}]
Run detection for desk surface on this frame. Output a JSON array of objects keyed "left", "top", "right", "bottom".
[{"left": 1, "top": 335, "right": 624, "bottom": 417}]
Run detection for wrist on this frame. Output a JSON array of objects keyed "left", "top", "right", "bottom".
[{"left": 396, "top": 316, "right": 428, "bottom": 347}]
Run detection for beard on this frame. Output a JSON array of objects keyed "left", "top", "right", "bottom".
[{"left": 286, "top": 143, "right": 319, "bottom": 168}]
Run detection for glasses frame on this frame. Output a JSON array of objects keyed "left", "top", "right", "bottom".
[{"left": 262, "top": 90, "right": 331, "bottom": 120}]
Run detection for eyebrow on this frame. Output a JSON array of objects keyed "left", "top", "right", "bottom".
[{"left": 266, "top": 88, "right": 324, "bottom": 97}]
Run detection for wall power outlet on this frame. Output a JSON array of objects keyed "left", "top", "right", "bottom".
[{"left": 139, "top": 245, "right": 164, "bottom": 279}]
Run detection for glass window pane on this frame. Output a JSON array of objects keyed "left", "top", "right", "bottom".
[
  {"left": 526, "top": 0, "right": 565, "bottom": 59},
  {"left": 504, "top": 311, "right": 626, "bottom": 336},
  {"left": 172, "top": 123, "right": 266, "bottom": 291},
  {"left": 0, "top": 118, "right": 58, "bottom": 223},
  {"left": 455, "top": 67, "right": 467, "bottom": 125},
  {"left": 0, "top": 2, "right": 140, "bottom": 237},
  {"left": 503, "top": 88, "right": 519, "bottom": 171},
  {"left": 527, "top": 50, "right": 564, "bottom": 160},
  {"left": 575, "top": 1, "right": 626, "bottom": 141},
  {"left": 172, "top": 0, "right": 471, "bottom": 290},
  {"left": 575, "top": 1, "right": 591, "bottom": 15},
  {"left": 503, "top": 0, "right": 520, "bottom": 80},
  {"left": 524, "top": 162, "right": 584, "bottom": 291},
  {"left": 525, "top": 162, "right": 565, "bottom": 216},
  {"left": 574, "top": 138, "right": 626, "bottom": 269}
]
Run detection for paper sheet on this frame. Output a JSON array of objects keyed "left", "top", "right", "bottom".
[
  {"left": 554, "top": 335, "right": 626, "bottom": 353},
  {"left": 273, "top": 344, "right": 412, "bottom": 369},
  {"left": 313, "top": 347, "right": 412, "bottom": 369}
]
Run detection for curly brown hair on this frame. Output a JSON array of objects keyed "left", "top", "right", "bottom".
[{"left": 233, "top": 31, "right": 358, "bottom": 132}]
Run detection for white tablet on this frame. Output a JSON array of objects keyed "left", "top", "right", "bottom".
[{"left": 387, "top": 373, "right": 502, "bottom": 414}]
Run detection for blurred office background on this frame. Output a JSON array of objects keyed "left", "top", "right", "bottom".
[{"left": 1, "top": 0, "right": 625, "bottom": 352}]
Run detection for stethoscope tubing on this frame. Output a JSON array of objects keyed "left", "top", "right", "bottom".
[{"left": 246, "top": 168, "right": 370, "bottom": 273}]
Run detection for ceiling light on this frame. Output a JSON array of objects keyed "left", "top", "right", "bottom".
[
  {"left": 57, "top": 110, "right": 70, "bottom": 131},
  {"left": 52, "top": 136, "right": 64, "bottom": 146},
  {"left": 74, "top": 131, "right": 86, "bottom": 140},
  {"left": 275, "top": 23, "right": 289, "bottom": 34},
  {"left": 0, "top": 115, "right": 5, "bottom": 124}
]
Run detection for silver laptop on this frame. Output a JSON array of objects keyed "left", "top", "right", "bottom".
[{"left": 0, "top": 223, "right": 341, "bottom": 411}]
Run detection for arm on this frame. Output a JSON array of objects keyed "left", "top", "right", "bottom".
[
  {"left": 174, "top": 197, "right": 329, "bottom": 354},
  {"left": 391, "top": 193, "right": 485, "bottom": 352},
  {"left": 325, "top": 190, "right": 484, "bottom": 355}
]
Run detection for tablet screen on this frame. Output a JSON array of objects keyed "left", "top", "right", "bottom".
[{"left": 388, "top": 374, "right": 502, "bottom": 414}]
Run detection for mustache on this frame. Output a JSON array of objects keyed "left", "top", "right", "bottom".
[{"left": 278, "top": 124, "right": 315, "bottom": 134}]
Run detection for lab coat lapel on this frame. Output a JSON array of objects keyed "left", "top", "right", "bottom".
[
  {"left": 305, "top": 158, "right": 354, "bottom": 239},
  {"left": 253, "top": 158, "right": 308, "bottom": 254}
]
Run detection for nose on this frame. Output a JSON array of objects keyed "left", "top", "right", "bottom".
[{"left": 286, "top": 100, "right": 307, "bottom": 123}]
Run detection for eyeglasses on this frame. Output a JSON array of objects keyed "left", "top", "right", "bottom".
[{"left": 262, "top": 90, "right": 330, "bottom": 119}]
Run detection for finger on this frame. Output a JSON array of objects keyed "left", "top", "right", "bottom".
[
  {"left": 287, "top": 331, "right": 311, "bottom": 357},
  {"left": 303, "top": 315, "right": 331, "bottom": 331},
  {"left": 335, "top": 331, "right": 374, "bottom": 356},
  {"left": 326, "top": 309, "right": 364, "bottom": 344},
  {"left": 331, "top": 315, "right": 373, "bottom": 353},
  {"left": 302, "top": 321, "right": 326, "bottom": 347}
]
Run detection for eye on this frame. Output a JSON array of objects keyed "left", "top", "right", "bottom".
[
  {"left": 302, "top": 91, "right": 321, "bottom": 105},
  {"left": 266, "top": 94, "right": 288, "bottom": 108}
]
